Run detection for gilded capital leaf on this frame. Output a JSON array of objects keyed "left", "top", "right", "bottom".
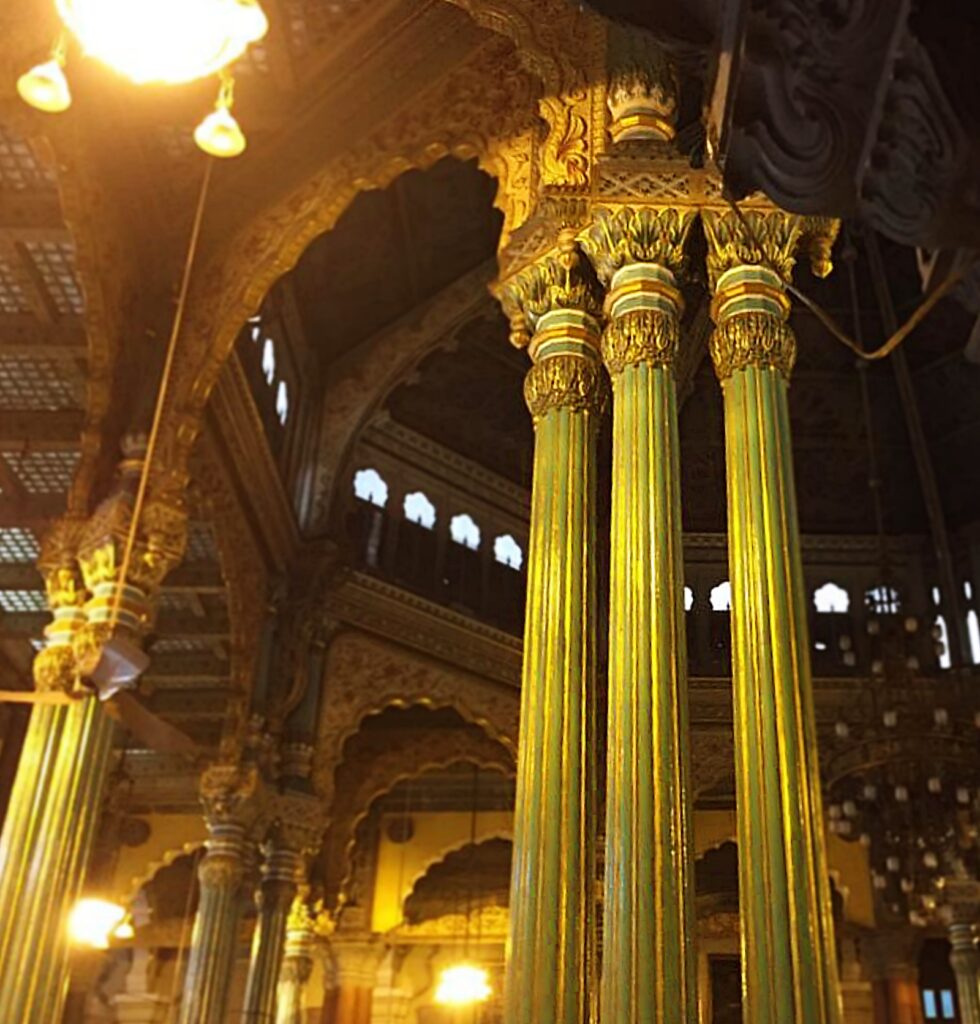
[
  {"left": 602, "top": 309, "right": 679, "bottom": 375},
  {"left": 710, "top": 312, "right": 797, "bottom": 381},
  {"left": 582, "top": 206, "right": 695, "bottom": 283},
  {"left": 499, "top": 231, "right": 603, "bottom": 344},
  {"left": 524, "top": 352, "right": 607, "bottom": 421}
]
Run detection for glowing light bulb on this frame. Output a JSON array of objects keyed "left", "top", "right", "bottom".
[
  {"left": 55, "top": 0, "right": 268, "bottom": 84},
  {"left": 194, "top": 104, "right": 246, "bottom": 158},
  {"left": 68, "top": 898, "right": 126, "bottom": 949},
  {"left": 17, "top": 58, "right": 72, "bottom": 113},
  {"left": 435, "top": 964, "right": 492, "bottom": 1006}
]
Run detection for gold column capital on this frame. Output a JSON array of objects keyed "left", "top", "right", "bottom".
[
  {"left": 701, "top": 207, "right": 839, "bottom": 291},
  {"left": 497, "top": 229, "right": 604, "bottom": 350},
  {"left": 580, "top": 205, "right": 696, "bottom": 283},
  {"left": 709, "top": 306, "right": 797, "bottom": 381},
  {"left": 601, "top": 308, "right": 679, "bottom": 375},
  {"left": 523, "top": 342, "right": 606, "bottom": 421}
]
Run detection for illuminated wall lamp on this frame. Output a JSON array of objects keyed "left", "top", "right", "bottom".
[{"left": 16, "top": 0, "right": 268, "bottom": 158}]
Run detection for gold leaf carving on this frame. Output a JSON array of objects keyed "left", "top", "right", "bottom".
[
  {"left": 602, "top": 309, "right": 678, "bottom": 375},
  {"left": 524, "top": 353, "right": 607, "bottom": 420},
  {"left": 581, "top": 206, "right": 695, "bottom": 282},
  {"left": 709, "top": 312, "right": 797, "bottom": 381}
]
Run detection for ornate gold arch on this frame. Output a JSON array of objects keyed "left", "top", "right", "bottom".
[
  {"left": 148, "top": 34, "right": 542, "bottom": 510},
  {"left": 321, "top": 723, "right": 514, "bottom": 908},
  {"left": 312, "top": 630, "right": 519, "bottom": 806}
]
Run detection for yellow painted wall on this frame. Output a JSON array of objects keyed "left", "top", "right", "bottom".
[
  {"left": 372, "top": 810, "right": 513, "bottom": 934},
  {"left": 110, "top": 812, "right": 207, "bottom": 905}
]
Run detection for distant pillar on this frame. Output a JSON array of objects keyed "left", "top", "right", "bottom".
[
  {"left": 703, "top": 208, "right": 842, "bottom": 1024},
  {"left": 947, "top": 888, "right": 980, "bottom": 1024},
  {"left": 275, "top": 897, "right": 317, "bottom": 1024},
  {"left": 498, "top": 231, "right": 605, "bottom": 1024},
  {"left": 178, "top": 764, "right": 261, "bottom": 1024},
  {"left": 582, "top": 206, "right": 698, "bottom": 1024}
]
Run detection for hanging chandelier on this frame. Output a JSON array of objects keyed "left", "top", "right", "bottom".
[
  {"left": 825, "top": 589, "right": 980, "bottom": 927},
  {"left": 17, "top": 0, "right": 267, "bottom": 157}
]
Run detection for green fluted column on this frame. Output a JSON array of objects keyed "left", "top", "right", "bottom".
[
  {"left": 275, "top": 898, "right": 317, "bottom": 1024},
  {"left": 499, "top": 233, "right": 605, "bottom": 1024},
  {"left": 178, "top": 765, "right": 260, "bottom": 1024},
  {"left": 583, "top": 206, "right": 698, "bottom": 1024},
  {"left": 243, "top": 843, "right": 304, "bottom": 1023},
  {"left": 704, "top": 209, "right": 842, "bottom": 1024},
  {"left": 0, "top": 520, "right": 120, "bottom": 1024},
  {"left": 947, "top": 890, "right": 980, "bottom": 1024}
]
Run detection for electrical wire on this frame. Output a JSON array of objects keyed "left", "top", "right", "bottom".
[
  {"left": 108, "top": 158, "right": 215, "bottom": 633},
  {"left": 723, "top": 195, "right": 974, "bottom": 362}
]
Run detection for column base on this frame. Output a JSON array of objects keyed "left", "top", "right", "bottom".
[{"left": 112, "top": 993, "right": 171, "bottom": 1024}]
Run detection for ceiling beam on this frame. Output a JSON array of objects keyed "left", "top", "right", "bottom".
[
  {"left": 0, "top": 191, "right": 66, "bottom": 239},
  {"left": 0, "top": 565, "right": 40, "bottom": 589},
  {"left": 0, "top": 495, "right": 65, "bottom": 526},
  {"left": 0, "top": 315, "right": 87, "bottom": 358},
  {"left": 0, "top": 410, "right": 84, "bottom": 448}
]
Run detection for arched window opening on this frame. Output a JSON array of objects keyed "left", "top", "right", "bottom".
[
  {"left": 967, "top": 609, "right": 980, "bottom": 666},
  {"left": 275, "top": 380, "right": 289, "bottom": 425},
  {"left": 934, "top": 615, "right": 952, "bottom": 670},
  {"left": 814, "top": 582, "right": 850, "bottom": 614},
  {"left": 261, "top": 337, "right": 276, "bottom": 385},
  {"left": 965, "top": 580, "right": 974, "bottom": 601},
  {"left": 931, "top": 586, "right": 942, "bottom": 607},
  {"left": 684, "top": 586, "right": 694, "bottom": 612},
  {"left": 450, "top": 514, "right": 481, "bottom": 550},
  {"left": 710, "top": 581, "right": 732, "bottom": 612},
  {"left": 494, "top": 534, "right": 523, "bottom": 571},
  {"left": 866, "top": 585, "right": 900, "bottom": 615},
  {"left": 404, "top": 491, "right": 436, "bottom": 530},
  {"left": 353, "top": 468, "right": 389, "bottom": 508},
  {"left": 248, "top": 316, "right": 262, "bottom": 343}
]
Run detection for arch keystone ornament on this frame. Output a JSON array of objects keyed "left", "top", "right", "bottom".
[
  {"left": 704, "top": 205, "right": 843, "bottom": 1024},
  {"left": 497, "top": 229, "right": 604, "bottom": 1024}
]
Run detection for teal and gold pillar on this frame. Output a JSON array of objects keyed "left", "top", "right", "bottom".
[
  {"left": 0, "top": 446, "right": 185, "bottom": 1023},
  {"left": 275, "top": 897, "right": 317, "bottom": 1024},
  {"left": 243, "top": 795, "right": 321, "bottom": 1024},
  {"left": 582, "top": 207, "right": 698, "bottom": 1024},
  {"left": 178, "top": 764, "right": 262, "bottom": 1024},
  {"left": 947, "top": 886, "right": 980, "bottom": 1024},
  {"left": 703, "top": 208, "right": 841, "bottom": 1024},
  {"left": 499, "top": 231, "right": 605, "bottom": 1024}
]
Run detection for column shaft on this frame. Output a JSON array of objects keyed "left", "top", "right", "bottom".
[
  {"left": 0, "top": 694, "right": 114, "bottom": 1023},
  {"left": 950, "top": 922, "right": 980, "bottom": 1024},
  {"left": 600, "top": 260, "right": 696, "bottom": 1023},
  {"left": 503, "top": 303, "right": 603, "bottom": 1023},
  {"left": 178, "top": 823, "right": 251, "bottom": 1024},
  {"left": 706, "top": 232, "right": 841, "bottom": 1024},
  {"left": 242, "top": 848, "right": 302, "bottom": 1023}
]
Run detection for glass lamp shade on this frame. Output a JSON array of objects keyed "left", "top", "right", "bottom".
[
  {"left": 17, "top": 59, "right": 72, "bottom": 113},
  {"left": 194, "top": 106, "right": 247, "bottom": 158},
  {"left": 54, "top": 0, "right": 268, "bottom": 84},
  {"left": 434, "top": 964, "right": 492, "bottom": 1006}
]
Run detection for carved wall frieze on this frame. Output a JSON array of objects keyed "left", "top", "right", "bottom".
[{"left": 312, "top": 630, "right": 519, "bottom": 805}]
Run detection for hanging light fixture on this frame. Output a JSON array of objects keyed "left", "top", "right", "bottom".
[
  {"left": 17, "top": 35, "right": 72, "bottom": 113},
  {"left": 434, "top": 765, "right": 493, "bottom": 1009},
  {"left": 54, "top": 0, "right": 267, "bottom": 84},
  {"left": 68, "top": 897, "right": 130, "bottom": 950},
  {"left": 194, "top": 73, "right": 247, "bottom": 159},
  {"left": 17, "top": 0, "right": 267, "bottom": 157}
]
